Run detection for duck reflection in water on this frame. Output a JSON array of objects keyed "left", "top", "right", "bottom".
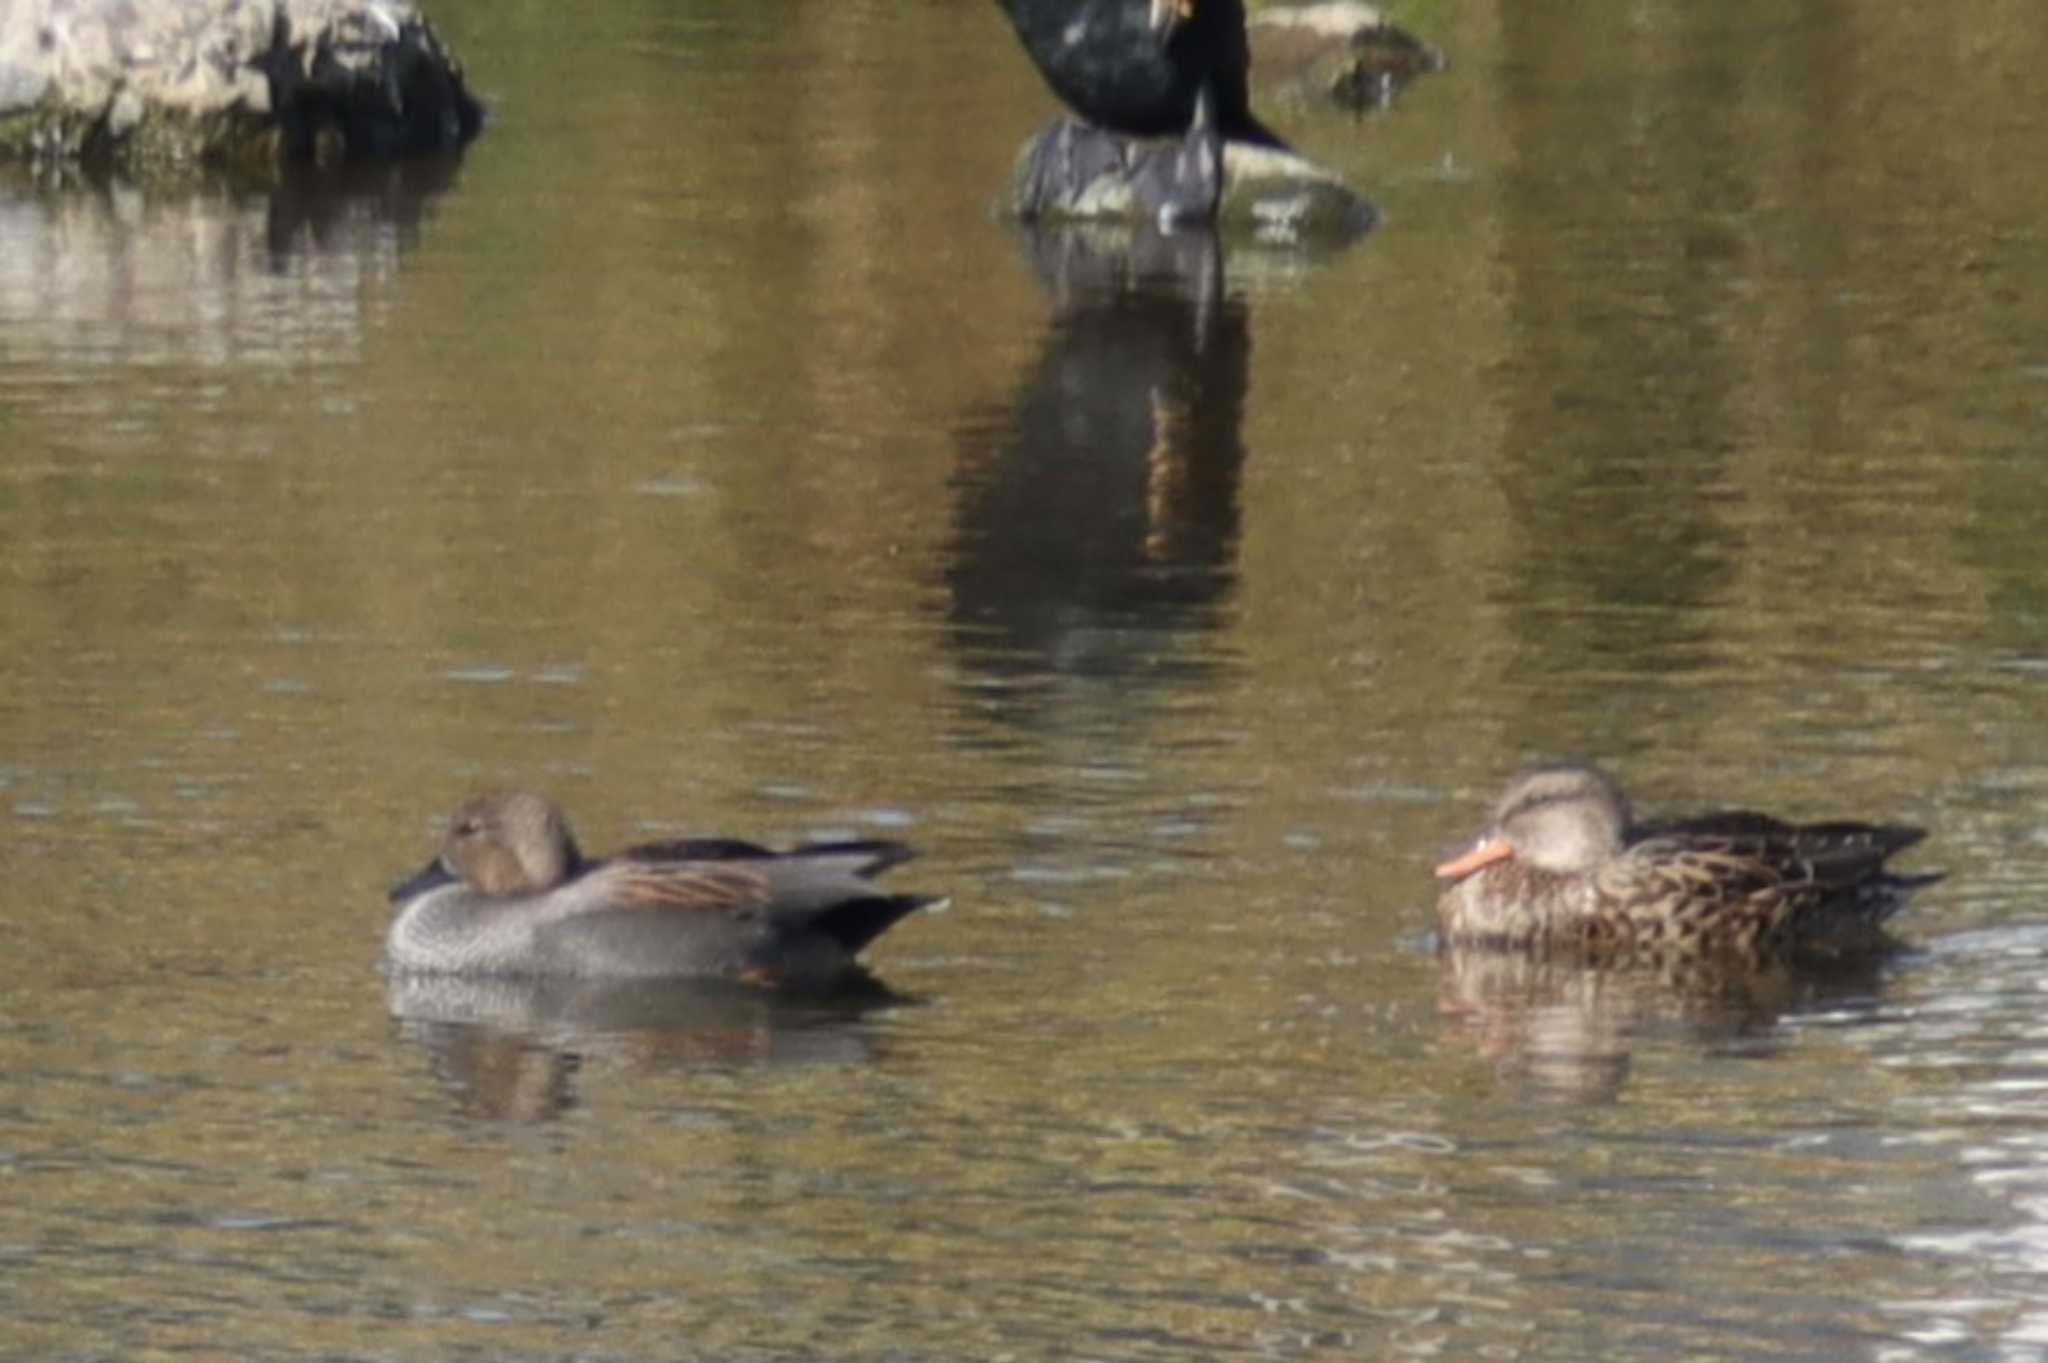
[
  {"left": 1436, "top": 947, "right": 1891, "bottom": 1104},
  {"left": 388, "top": 974, "right": 903, "bottom": 1121},
  {"left": 945, "top": 227, "right": 1246, "bottom": 710}
]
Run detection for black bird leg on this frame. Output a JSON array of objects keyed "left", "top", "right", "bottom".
[{"left": 1134, "top": 80, "right": 1223, "bottom": 226}]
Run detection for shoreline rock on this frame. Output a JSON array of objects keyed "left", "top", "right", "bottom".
[{"left": 0, "top": 0, "right": 481, "bottom": 175}]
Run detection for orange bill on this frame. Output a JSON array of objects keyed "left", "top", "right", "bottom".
[{"left": 1434, "top": 837, "right": 1513, "bottom": 881}]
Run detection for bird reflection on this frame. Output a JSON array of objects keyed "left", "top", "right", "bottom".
[
  {"left": 262, "top": 154, "right": 463, "bottom": 261},
  {"left": 1436, "top": 946, "right": 1893, "bottom": 1104},
  {"left": 945, "top": 225, "right": 1247, "bottom": 705},
  {"left": 387, "top": 973, "right": 904, "bottom": 1121}
]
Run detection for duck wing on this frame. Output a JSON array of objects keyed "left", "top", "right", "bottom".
[
  {"left": 1631, "top": 813, "right": 1928, "bottom": 891},
  {"left": 615, "top": 837, "right": 917, "bottom": 879},
  {"left": 594, "top": 841, "right": 934, "bottom": 949},
  {"left": 1614, "top": 819, "right": 1939, "bottom": 961},
  {"left": 616, "top": 836, "right": 779, "bottom": 862}
]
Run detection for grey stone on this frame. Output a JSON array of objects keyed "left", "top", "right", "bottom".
[
  {"left": 106, "top": 85, "right": 144, "bottom": 135},
  {"left": 0, "top": 63, "right": 50, "bottom": 115},
  {"left": 0, "top": 0, "right": 481, "bottom": 174},
  {"left": 1004, "top": 116, "right": 1374, "bottom": 245}
]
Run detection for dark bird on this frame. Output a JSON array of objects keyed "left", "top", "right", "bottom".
[
  {"left": 994, "top": 0, "right": 1287, "bottom": 147},
  {"left": 1435, "top": 764, "right": 1941, "bottom": 957},
  {"left": 248, "top": 10, "right": 483, "bottom": 163}
]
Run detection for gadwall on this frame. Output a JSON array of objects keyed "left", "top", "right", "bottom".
[
  {"left": 1434, "top": 764, "right": 1940, "bottom": 956},
  {"left": 387, "top": 792, "right": 940, "bottom": 985}
]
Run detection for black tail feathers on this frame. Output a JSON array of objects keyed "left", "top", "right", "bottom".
[{"left": 815, "top": 894, "right": 942, "bottom": 954}]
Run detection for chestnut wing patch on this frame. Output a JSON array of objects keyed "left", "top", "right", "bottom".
[{"left": 604, "top": 860, "right": 773, "bottom": 913}]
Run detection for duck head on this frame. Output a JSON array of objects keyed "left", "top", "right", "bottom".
[
  {"left": 1435, "top": 764, "right": 1631, "bottom": 882},
  {"left": 389, "top": 791, "right": 586, "bottom": 902}
]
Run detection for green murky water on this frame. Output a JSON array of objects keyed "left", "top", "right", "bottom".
[{"left": 4, "top": 1, "right": 2048, "bottom": 1357}]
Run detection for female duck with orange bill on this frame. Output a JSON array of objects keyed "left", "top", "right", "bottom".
[{"left": 1434, "top": 764, "right": 1940, "bottom": 958}]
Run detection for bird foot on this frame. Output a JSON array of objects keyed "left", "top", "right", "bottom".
[{"left": 1148, "top": 0, "right": 1197, "bottom": 35}]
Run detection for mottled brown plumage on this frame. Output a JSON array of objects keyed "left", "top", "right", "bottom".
[{"left": 1435, "top": 765, "right": 1940, "bottom": 958}]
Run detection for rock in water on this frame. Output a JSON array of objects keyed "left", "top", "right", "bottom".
[
  {"left": 1004, "top": 116, "right": 1374, "bottom": 244},
  {"left": 0, "top": 0, "right": 482, "bottom": 173}
]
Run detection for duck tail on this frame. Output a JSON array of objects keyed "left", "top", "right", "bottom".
[
  {"left": 815, "top": 894, "right": 945, "bottom": 953},
  {"left": 1884, "top": 867, "right": 1946, "bottom": 895},
  {"left": 1866, "top": 868, "right": 1946, "bottom": 925}
]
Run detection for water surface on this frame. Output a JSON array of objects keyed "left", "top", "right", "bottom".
[{"left": 4, "top": 1, "right": 2048, "bottom": 1358}]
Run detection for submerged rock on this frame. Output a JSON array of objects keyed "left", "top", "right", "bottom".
[
  {"left": 0, "top": 0, "right": 482, "bottom": 174},
  {"left": 1003, "top": 114, "right": 1374, "bottom": 245}
]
